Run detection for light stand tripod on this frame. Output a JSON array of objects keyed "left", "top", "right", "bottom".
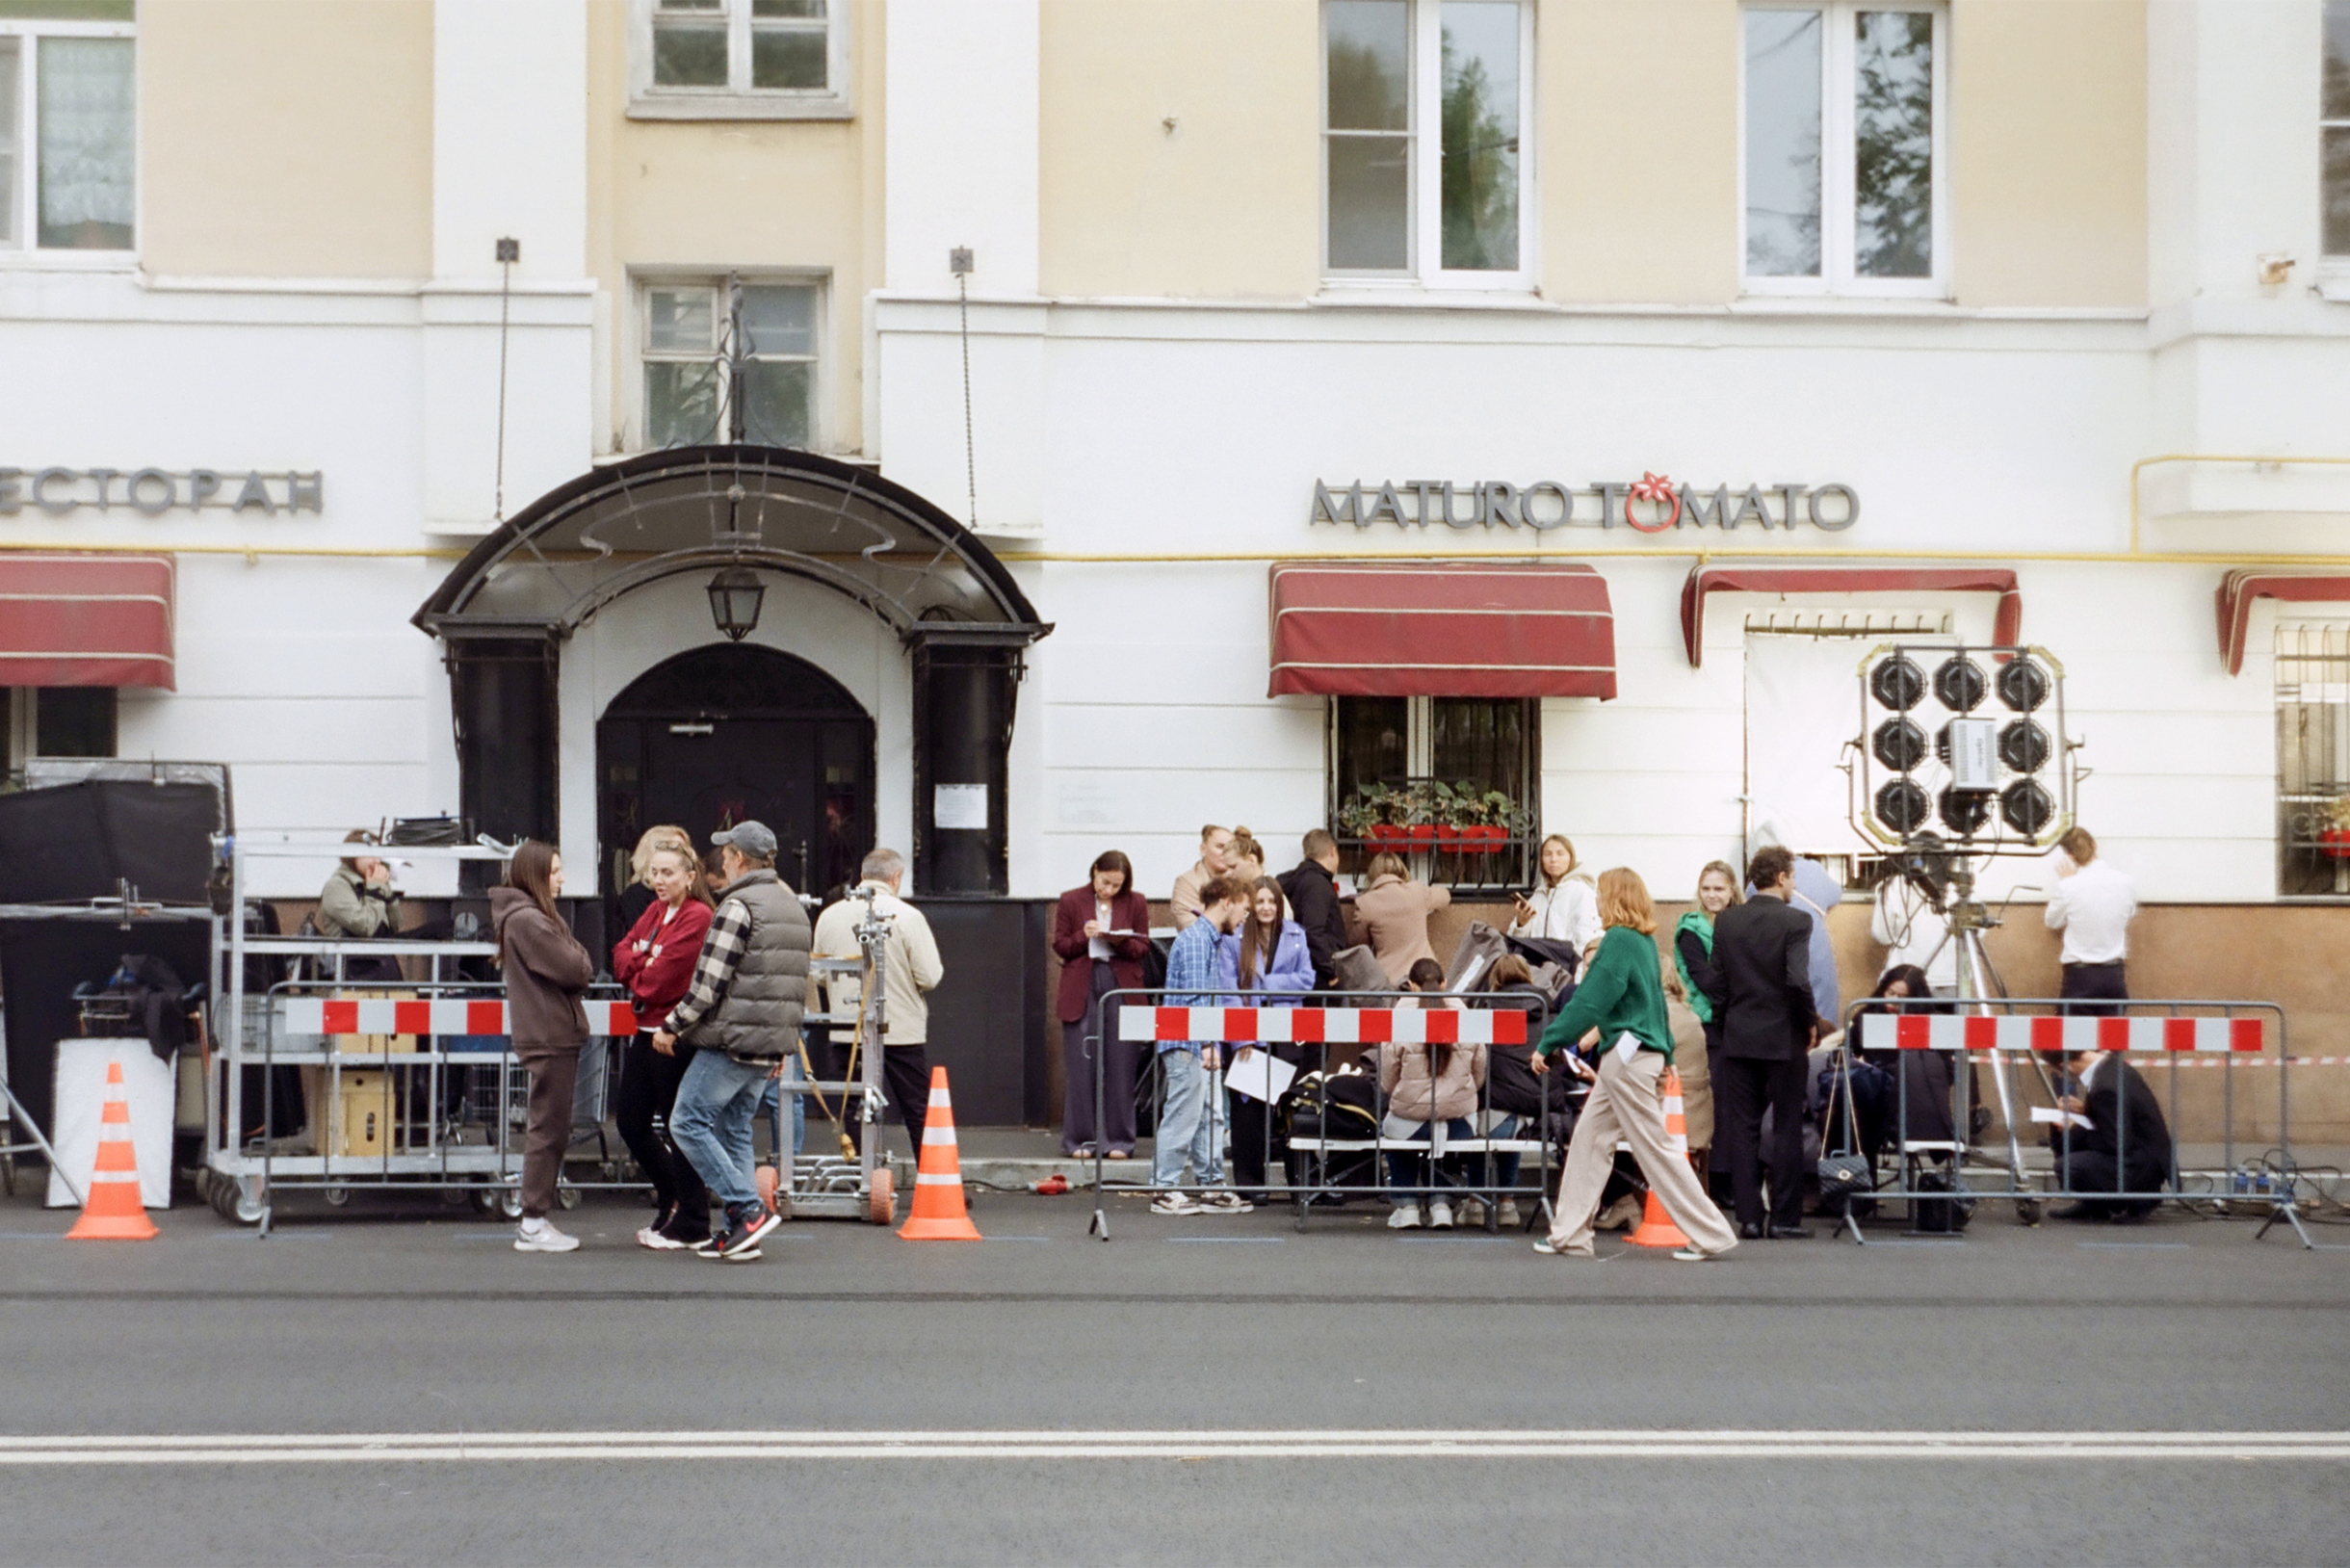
[{"left": 1899, "top": 850, "right": 2049, "bottom": 1224}]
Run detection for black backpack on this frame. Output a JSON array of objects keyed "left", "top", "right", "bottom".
[{"left": 1285, "top": 1068, "right": 1379, "bottom": 1140}]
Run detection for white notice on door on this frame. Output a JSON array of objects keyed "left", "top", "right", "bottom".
[{"left": 934, "top": 783, "right": 989, "bottom": 830}]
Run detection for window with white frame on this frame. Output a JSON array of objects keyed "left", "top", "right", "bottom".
[
  {"left": 1741, "top": 3, "right": 1945, "bottom": 296},
  {"left": 1322, "top": 0, "right": 1532, "bottom": 286},
  {"left": 633, "top": 0, "right": 848, "bottom": 119},
  {"left": 0, "top": 4, "right": 135, "bottom": 254},
  {"left": 639, "top": 276, "right": 822, "bottom": 452},
  {"left": 2325, "top": 1, "right": 2350, "bottom": 256}
]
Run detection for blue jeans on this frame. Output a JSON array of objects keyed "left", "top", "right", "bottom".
[
  {"left": 756, "top": 1055, "right": 806, "bottom": 1163},
  {"left": 1151, "top": 1050, "right": 1227, "bottom": 1189},
  {"left": 1472, "top": 1114, "right": 1523, "bottom": 1192},
  {"left": 670, "top": 1051, "right": 770, "bottom": 1212},
  {"left": 1384, "top": 1117, "right": 1477, "bottom": 1207}
]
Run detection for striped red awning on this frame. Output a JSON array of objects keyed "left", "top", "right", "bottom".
[
  {"left": 1679, "top": 565, "right": 2022, "bottom": 667},
  {"left": 0, "top": 553, "right": 175, "bottom": 689},
  {"left": 2216, "top": 570, "right": 2350, "bottom": 675},
  {"left": 1267, "top": 562, "right": 1615, "bottom": 699}
]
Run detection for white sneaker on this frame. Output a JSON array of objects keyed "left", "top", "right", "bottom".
[
  {"left": 1151, "top": 1192, "right": 1201, "bottom": 1216},
  {"left": 636, "top": 1226, "right": 689, "bottom": 1251},
  {"left": 1427, "top": 1199, "right": 1454, "bottom": 1230},
  {"left": 1457, "top": 1196, "right": 1486, "bottom": 1227},
  {"left": 1198, "top": 1190, "right": 1254, "bottom": 1214},
  {"left": 1386, "top": 1204, "right": 1423, "bottom": 1230},
  {"left": 1498, "top": 1199, "right": 1524, "bottom": 1229},
  {"left": 514, "top": 1220, "right": 580, "bottom": 1254}
]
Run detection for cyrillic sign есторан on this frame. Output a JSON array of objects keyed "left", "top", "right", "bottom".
[
  {"left": 0, "top": 468, "right": 323, "bottom": 516},
  {"left": 1312, "top": 477, "right": 1859, "bottom": 532}
]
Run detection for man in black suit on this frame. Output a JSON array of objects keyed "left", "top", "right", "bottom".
[
  {"left": 1278, "top": 829, "right": 1352, "bottom": 988},
  {"left": 1701, "top": 846, "right": 1824, "bottom": 1240},
  {"left": 2050, "top": 1048, "right": 2173, "bottom": 1221}
]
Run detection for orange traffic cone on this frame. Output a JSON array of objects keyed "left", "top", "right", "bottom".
[
  {"left": 1627, "top": 1067, "right": 1692, "bottom": 1250},
  {"left": 898, "top": 1066, "right": 981, "bottom": 1241},
  {"left": 67, "top": 1061, "right": 157, "bottom": 1241}
]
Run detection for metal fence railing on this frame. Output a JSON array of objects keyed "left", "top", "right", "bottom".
[
  {"left": 1819, "top": 997, "right": 2311, "bottom": 1247},
  {"left": 1081, "top": 986, "right": 1562, "bottom": 1241}
]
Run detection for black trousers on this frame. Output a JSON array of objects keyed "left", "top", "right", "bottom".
[
  {"left": 2061, "top": 962, "right": 2128, "bottom": 1017},
  {"left": 614, "top": 1034, "right": 708, "bottom": 1235},
  {"left": 1716, "top": 1053, "right": 1807, "bottom": 1231},
  {"left": 842, "top": 1042, "right": 929, "bottom": 1159},
  {"left": 2057, "top": 1149, "right": 2162, "bottom": 1217},
  {"left": 1225, "top": 1046, "right": 1303, "bottom": 1197}
]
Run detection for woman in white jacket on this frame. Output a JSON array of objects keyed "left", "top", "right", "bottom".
[{"left": 1508, "top": 834, "right": 1603, "bottom": 959}]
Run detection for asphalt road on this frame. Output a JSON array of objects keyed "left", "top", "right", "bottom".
[{"left": 1, "top": 1181, "right": 2345, "bottom": 1566}]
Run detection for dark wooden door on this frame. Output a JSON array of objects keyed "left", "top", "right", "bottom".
[{"left": 598, "top": 645, "right": 874, "bottom": 921}]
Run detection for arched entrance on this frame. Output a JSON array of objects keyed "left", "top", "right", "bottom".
[
  {"left": 412, "top": 446, "right": 1050, "bottom": 900},
  {"left": 597, "top": 643, "right": 875, "bottom": 917}
]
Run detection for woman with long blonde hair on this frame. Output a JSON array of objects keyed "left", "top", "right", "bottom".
[
  {"left": 1528, "top": 867, "right": 1740, "bottom": 1262},
  {"left": 1509, "top": 833, "right": 1602, "bottom": 960}
]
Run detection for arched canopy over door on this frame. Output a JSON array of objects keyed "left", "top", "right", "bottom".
[{"left": 414, "top": 447, "right": 1051, "bottom": 895}]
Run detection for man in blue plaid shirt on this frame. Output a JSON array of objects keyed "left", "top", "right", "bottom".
[{"left": 1152, "top": 874, "right": 1254, "bottom": 1215}]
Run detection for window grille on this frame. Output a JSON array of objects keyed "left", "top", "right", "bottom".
[{"left": 2276, "top": 622, "right": 2350, "bottom": 896}]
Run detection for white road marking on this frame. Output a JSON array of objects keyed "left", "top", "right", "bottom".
[{"left": 0, "top": 1430, "right": 2343, "bottom": 1464}]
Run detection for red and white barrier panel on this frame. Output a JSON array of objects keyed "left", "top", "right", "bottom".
[
  {"left": 1857, "top": 1013, "right": 2264, "bottom": 1055},
  {"left": 277, "top": 998, "right": 642, "bottom": 1038},
  {"left": 1117, "top": 1006, "right": 1527, "bottom": 1046}
]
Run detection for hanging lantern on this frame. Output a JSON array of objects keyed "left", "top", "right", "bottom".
[{"left": 706, "top": 566, "right": 765, "bottom": 641}]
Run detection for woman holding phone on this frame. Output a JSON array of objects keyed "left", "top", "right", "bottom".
[{"left": 1530, "top": 867, "right": 1739, "bottom": 1262}]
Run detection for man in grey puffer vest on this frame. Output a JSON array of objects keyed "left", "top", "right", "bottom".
[{"left": 652, "top": 822, "right": 811, "bottom": 1261}]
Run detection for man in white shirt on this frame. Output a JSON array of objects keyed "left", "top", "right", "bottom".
[
  {"left": 2044, "top": 826, "right": 2136, "bottom": 1015},
  {"left": 811, "top": 849, "right": 947, "bottom": 1157}
]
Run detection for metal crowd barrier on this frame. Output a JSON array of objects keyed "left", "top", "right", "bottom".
[
  {"left": 1823, "top": 997, "right": 2311, "bottom": 1248},
  {"left": 1081, "top": 986, "right": 1558, "bottom": 1241}
]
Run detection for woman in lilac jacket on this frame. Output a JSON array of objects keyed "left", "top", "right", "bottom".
[{"left": 1214, "top": 876, "right": 1317, "bottom": 1202}]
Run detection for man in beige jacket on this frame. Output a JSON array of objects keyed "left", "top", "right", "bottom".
[{"left": 811, "top": 849, "right": 946, "bottom": 1156}]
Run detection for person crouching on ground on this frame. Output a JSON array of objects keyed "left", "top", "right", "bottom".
[
  {"left": 612, "top": 837, "right": 715, "bottom": 1251},
  {"left": 650, "top": 821, "right": 812, "bottom": 1263},
  {"left": 2049, "top": 1044, "right": 2173, "bottom": 1222},
  {"left": 1531, "top": 868, "right": 1740, "bottom": 1263},
  {"left": 1378, "top": 964, "right": 1487, "bottom": 1231},
  {"left": 490, "top": 840, "right": 595, "bottom": 1255},
  {"left": 1151, "top": 875, "right": 1254, "bottom": 1215}
]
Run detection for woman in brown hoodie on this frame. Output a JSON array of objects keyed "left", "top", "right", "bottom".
[{"left": 489, "top": 841, "right": 595, "bottom": 1253}]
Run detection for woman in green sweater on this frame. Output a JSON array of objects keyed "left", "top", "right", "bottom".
[{"left": 1531, "top": 868, "right": 1741, "bottom": 1262}]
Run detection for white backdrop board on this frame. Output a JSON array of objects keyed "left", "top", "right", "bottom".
[{"left": 45, "top": 1039, "right": 175, "bottom": 1210}]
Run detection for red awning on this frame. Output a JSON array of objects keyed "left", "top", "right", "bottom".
[
  {"left": 0, "top": 553, "right": 175, "bottom": 689},
  {"left": 1268, "top": 562, "right": 1615, "bottom": 699},
  {"left": 1678, "top": 565, "right": 2022, "bottom": 667},
  {"left": 2216, "top": 570, "right": 2350, "bottom": 675}
]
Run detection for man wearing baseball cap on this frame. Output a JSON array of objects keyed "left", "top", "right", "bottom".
[{"left": 652, "top": 821, "right": 812, "bottom": 1261}]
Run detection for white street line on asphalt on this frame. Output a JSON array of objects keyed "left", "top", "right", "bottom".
[{"left": 0, "top": 1431, "right": 2344, "bottom": 1465}]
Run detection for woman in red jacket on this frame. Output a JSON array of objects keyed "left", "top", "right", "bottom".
[
  {"left": 1052, "top": 849, "right": 1151, "bottom": 1158},
  {"left": 611, "top": 839, "right": 716, "bottom": 1250}
]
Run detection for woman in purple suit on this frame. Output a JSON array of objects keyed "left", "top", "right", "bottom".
[{"left": 1214, "top": 875, "right": 1317, "bottom": 1202}]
